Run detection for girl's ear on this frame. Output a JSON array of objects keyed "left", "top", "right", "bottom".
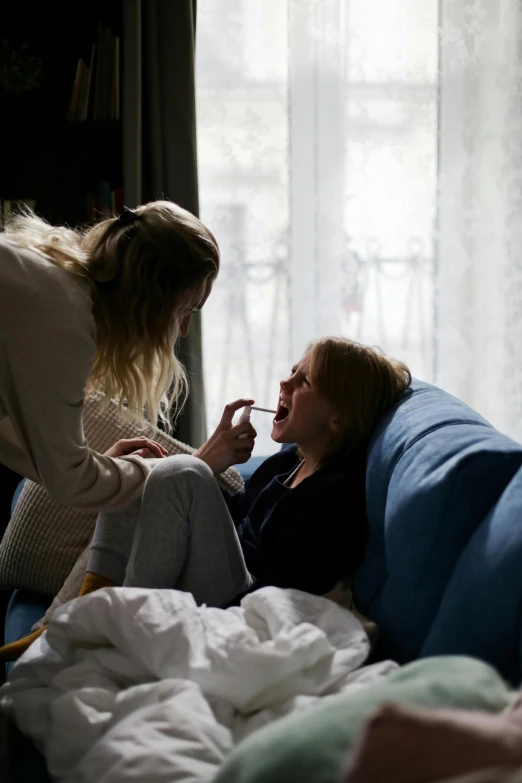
[{"left": 329, "top": 416, "right": 342, "bottom": 434}]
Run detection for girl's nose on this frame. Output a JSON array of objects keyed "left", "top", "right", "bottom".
[{"left": 280, "top": 377, "right": 292, "bottom": 394}]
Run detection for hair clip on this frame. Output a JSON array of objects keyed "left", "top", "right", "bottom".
[{"left": 118, "top": 207, "right": 141, "bottom": 226}]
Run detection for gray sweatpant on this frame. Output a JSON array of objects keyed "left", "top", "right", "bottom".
[{"left": 88, "top": 455, "right": 252, "bottom": 608}]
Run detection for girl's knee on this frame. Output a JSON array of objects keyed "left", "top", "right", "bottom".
[{"left": 148, "top": 454, "right": 214, "bottom": 485}]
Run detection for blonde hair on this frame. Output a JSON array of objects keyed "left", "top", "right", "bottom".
[
  {"left": 306, "top": 336, "right": 411, "bottom": 451},
  {"left": 5, "top": 202, "right": 220, "bottom": 428}
]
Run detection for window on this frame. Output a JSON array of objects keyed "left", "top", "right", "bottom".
[{"left": 196, "top": 0, "right": 438, "bottom": 453}]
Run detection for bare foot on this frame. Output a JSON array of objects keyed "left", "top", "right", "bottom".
[{"left": 343, "top": 701, "right": 522, "bottom": 783}]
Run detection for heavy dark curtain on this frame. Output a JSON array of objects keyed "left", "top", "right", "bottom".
[{"left": 122, "top": 0, "right": 206, "bottom": 446}]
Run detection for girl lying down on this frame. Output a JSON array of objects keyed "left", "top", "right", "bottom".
[
  {"left": 84, "top": 336, "right": 411, "bottom": 604},
  {"left": 1, "top": 337, "right": 410, "bottom": 660}
]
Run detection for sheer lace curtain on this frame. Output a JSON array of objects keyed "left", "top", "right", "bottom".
[
  {"left": 438, "top": 0, "right": 522, "bottom": 440},
  {"left": 196, "top": 0, "right": 522, "bottom": 454}
]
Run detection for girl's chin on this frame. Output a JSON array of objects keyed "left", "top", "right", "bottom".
[{"left": 271, "top": 420, "right": 292, "bottom": 442}]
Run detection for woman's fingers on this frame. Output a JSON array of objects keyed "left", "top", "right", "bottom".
[
  {"left": 104, "top": 437, "right": 167, "bottom": 459},
  {"left": 131, "top": 447, "right": 152, "bottom": 458},
  {"left": 233, "top": 449, "right": 253, "bottom": 464},
  {"left": 233, "top": 422, "right": 257, "bottom": 439},
  {"left": 235, "top": 438, "right": 255, "bottom": 452},
  {"left": 219, "top": 399, "right": 255, "bottom": 428},
  {"left": 141, "top": 440, "right": 167, "bottom": 458},
  {"left": 235, "top": 434, "right": 256, "bottom": 449},
  {"left": 194, "top": 417, "right": 256, "bottom": 475},
  {"left": 133, "top": 436, "right": 167, "bottom": 457}
]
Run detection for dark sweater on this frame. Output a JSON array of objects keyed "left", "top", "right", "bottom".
[{"left": 224, "top": 445, "right": 368, "bottom": 600}]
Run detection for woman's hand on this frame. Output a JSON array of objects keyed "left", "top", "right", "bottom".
[
  {"left": 104, "top": 437, "right": 168, "bottom": 460},
  {"left": 195, "top": 398, "right": 257, "bottom": 475}
]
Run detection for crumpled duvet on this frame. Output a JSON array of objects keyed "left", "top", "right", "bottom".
[{"left": 0, "top": 586, "right": 397, "bottom": 782}]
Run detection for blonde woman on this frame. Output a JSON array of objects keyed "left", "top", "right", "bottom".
[{"left": 0, "top": 202, "right": 234, "bottom": 512}]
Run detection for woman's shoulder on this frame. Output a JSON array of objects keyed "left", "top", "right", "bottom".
[
  {"left": 0, "top": 235, "right": 51, "bottom": 268},
  {"left": 0, "top": 236, "right": 66, "bottom": 288},
  {"left": 0, "top": 238, "right": 93, "bottom": 329}
]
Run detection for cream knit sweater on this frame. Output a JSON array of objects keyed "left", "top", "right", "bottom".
[{"left": 0, "top": 237, "right": 152, "bottom": 511}]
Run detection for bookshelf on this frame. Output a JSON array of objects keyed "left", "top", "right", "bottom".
[
  {"left": 0, "top": 1, "right": 125, "bottom": 531},
  {"left": 0, "top": 0, "right": 124, "bottom": 229}
]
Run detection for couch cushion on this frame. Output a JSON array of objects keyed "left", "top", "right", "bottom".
[
  {"left": 4, "top": 589, "right": 52, "bottom": 647},
  {"left": 354, "top": 380, "right": 522, "bottom": 665},
  {"left": 421, "top": 464, "right": 522, "bottom": 684}
]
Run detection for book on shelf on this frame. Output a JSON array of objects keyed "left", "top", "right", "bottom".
[
  {"left": 96, "top": 181, "right": 111, "bottom": 216},
  {"left": 101, "top": 27, "right": 115, "bottom": 122},
  {"left": 67, "top": 23, "right": 120, "bottom": 122},
  {"left": 113, "top": 37, "right": 120, "bottom": 121},
  {"left": 66, "top": 59, "right": 86, "bottom": 122},
  {"left": 77, "top": 44, "right": 96, "bottom": 122},
  {"left": 76, "top": 63, "right": 89, "bottom": 122},
  {"left": 93, "top": 21, "right": 103, "bottom": 121},
  {"left": 85, "top": 184, "right": 123, "bottom": 222}
]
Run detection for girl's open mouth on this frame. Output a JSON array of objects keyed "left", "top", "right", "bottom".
[{"left": 274, "top": 399, "right": 290, "bottom": 423}]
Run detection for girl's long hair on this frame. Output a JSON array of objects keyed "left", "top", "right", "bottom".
[{"left": 306, "top": 336, "right": 411, "bottom": 452}]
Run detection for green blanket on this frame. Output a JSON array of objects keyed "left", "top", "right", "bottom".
[{"left": 214, "top": 656, "right": 515, "bottom": 783}]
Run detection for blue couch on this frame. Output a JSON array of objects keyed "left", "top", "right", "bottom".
[
  {"left": 354, "top": 381, "right": 522, "bottom": 684},
  {"left": 5, "top": 379, "right": 522, "bottom": 779}
]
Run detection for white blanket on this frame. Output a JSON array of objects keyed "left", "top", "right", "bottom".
[{"left": 0, "top": 586, "right": 397, "bottom": 782}]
